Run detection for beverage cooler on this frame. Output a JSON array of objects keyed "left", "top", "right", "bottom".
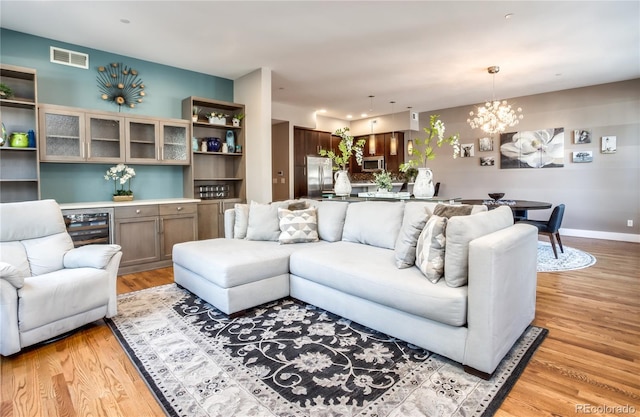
[{"left": 62, "top": 208, "right": 114, "bottom": 247}]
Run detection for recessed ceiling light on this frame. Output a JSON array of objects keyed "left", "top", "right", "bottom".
[
  {"left": 120, "top": 18, "right": 130, "bottom": 24},
  {"left": 346, "top": 114, "right": 353, "bottom": 119},
  {"left": 504, "top": 13, "right": 514, "bottom": 19},
  {"left": 361, "top": 113, "right": 368, "bottom": 118},
  {"left": 317, "top": 109, "right": 327, "bottom": 113}
]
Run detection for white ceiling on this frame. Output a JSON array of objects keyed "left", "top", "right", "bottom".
[{"left": 1, "top": 1, "right": 638, "bottom": 120}]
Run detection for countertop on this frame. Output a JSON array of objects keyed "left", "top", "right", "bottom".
[{"left": 59, "top": 198, "right": 201, "bottom": 210}]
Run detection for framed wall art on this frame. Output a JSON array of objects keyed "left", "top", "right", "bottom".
[
  {"left": 500, "top": 128, "right": 564, "bottom": 169},
  {"left": 601, "top": 136, "right": 616, "bottom": 153},
  {"left": 478, "top": 137, "right": 493, "bottom": 152},
  {"left": 573, "top": 129, "right": 591, "bottom": 144},
  {"left": 572, "top": 151, "right": 593, "bottom": 163},
  {"left": 480, "top": 156, "right": 495, "bottom": 166},
  {"left": 460, "top": 143, "right": 475, "bottom": 158}
]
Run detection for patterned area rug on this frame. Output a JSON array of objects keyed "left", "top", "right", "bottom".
[
  {"left": 537, "top": 241, "right": 597, "bottom": 272},
  {"left": 107, "top": 284, "right": 547, "bottom": 417}
]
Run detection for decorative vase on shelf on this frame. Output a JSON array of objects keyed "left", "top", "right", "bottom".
[
  {"left": 334, "top": 170, "right": 352, "bottom": 197},
  {"left": 413, "top": 167, "right": 435, "bottom": 199},
  {"left": 226, "top": 130, "right": 235, "bottom": 152},
  {"left": 207, "top": 137, "right": 222, "bottom": 152}
]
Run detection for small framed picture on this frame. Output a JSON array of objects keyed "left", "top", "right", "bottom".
[
  {"left": 572, "top": 151, "right": 593, "bottom": 163},
  {"left": 480, "top": 156, "right": 495, "bottom": 166},
  {"left": 478, "top": 137, "right": 493, "bottom": 152},
  {"left": 601, "top": 136, "right": 616, "bottom": 153},
  {"left": 574, "top": 129, "right": 591, "bottom": 144},
  {"left": 460, "top": 143, "right": 475, "bottom": 158}
]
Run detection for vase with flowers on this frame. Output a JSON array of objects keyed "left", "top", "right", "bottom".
[
  {"left": 104, "top": 163, "right": 136, "bottom": 201},
  {"left": 319, "top": 127, "right": 366, "bottom": 196},
  {"left": 400, "top": 114, "right": 460, "bottom": 198}
]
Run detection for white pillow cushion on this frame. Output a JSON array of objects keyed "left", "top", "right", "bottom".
[
  {"left": 246, "top": 201, "right": 281, "bottom": 241},
  {"left": 0, "top": 261, "right": 25, "bottom": 288},
  {"left": 278, "top": 207, "right": 319, "bottom": 244},
  {"left": 342, "top": 202, "right": 405, "bottom": 249},
  {"left": 307, "top": 200, "right": 349, "bottom": 242},
  {"left": 444, "top": 206, "right": 514, "bottom": 287},
  {"left": 415, "top": 215, "right": 447, "bottom": 283},
  {"left": 395, "top": 203, "right": 430, "bottom": 268},
  {"left": 233, "top": 203, "right": 249, "bottom": 239}
]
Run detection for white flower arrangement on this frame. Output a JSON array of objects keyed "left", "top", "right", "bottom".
[
  {"left": 104, "top": 163, "right": 136, "bottom": 196},
  {"left": 400, "top": 114, "right": 460, "bottom": 172}
]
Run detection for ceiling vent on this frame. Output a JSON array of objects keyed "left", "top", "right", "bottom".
[{"left": 50, "top": 46, "right": 89, "bottom": 69}]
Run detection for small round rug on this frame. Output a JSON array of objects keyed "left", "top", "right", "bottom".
[{"left": 537, "top": 241, "right": 596, "bottom": 272}]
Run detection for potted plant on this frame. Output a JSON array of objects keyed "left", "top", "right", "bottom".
[
  {"left": 0, "top": 83, "right": 13, "bottom": 99},
  {"left": 104, "top": 163, "right": 136, "bottom": 201},
  {"left": 399, "top": 114, "right": 460, "bottom": 198},
  {"left": 373, "top": 170, "right": 393, "bottom": 193},
  {"left": 319, "top": 127, "right": 365, "bottom": 196},
  {"left": 207, "top": 112, "right": 228, "bottom": 125},
  {"left": 192, "top": 106, "right": 200, "bottom": 122},
  {"left": 232, "top": 113, "right": 244, "bottom": 127}
]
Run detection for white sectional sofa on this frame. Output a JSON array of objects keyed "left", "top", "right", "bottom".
[{"left": 172, "top": 199, "right": 538, "bottom": 376}]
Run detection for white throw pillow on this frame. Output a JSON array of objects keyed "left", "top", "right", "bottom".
[
  {"left": 395, "top": 203, "right": 430, "bottom": 268},
  {"left": 444, "top": 206, "right": 514, "bottom": 287},
  {"left": 233, "top": 203, "right": 249, "bottom": 239},
  {"left": 307, "top": 200, "right": 350, "bottom": 242},
  {"left": 278, "top": 207, "right": 319, "bottom": 244},
  {"left": 246, "top": 201, "right": 281, "bottom": 241},
  {"left": 342, "top": 201, "right": 404, "bottom": 249},
  {"left": 415, "top": 215, "right": 447, "bottom": 283}
]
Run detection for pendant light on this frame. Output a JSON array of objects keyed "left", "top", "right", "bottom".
[
  {"left": 368, "top": 95, "right": 376, "bottom": 155},
  {"left": 389, "top": 101, "right": 397, "bottom": 156},
  {"left": 406, "top": 106, "right": 414, "bottom": 156}
]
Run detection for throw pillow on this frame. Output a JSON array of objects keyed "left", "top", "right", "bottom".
[
  {"left": 394, "top": 203, "right": 430, "bottom": 268},
  {"left": 233, "top": 203, "right": 249, "bottom": 239},
  {"left": 433, "top": 203, "right": 473, "bottom": 218},
  {"left": 444, "top": 205, "right": 514, "bottom": 287},
  {"left": 342, "top": 201, "right": 405, "bottom": 249},
  {"left": 278, "top": 207, "right": 319, "bottom": 244},
  {"left": 415, "top": 215, "right": 447, "bottom": 283},
  {"left": 0, "top": 261, "right": 25, "bottom": 288},
  {"left": 246, "top": 201, "right": 281, "bottom": 241}
]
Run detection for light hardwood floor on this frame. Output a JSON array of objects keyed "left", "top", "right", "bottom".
[{"left": 1, "top": 237, "right": 638, "bottom": 416}]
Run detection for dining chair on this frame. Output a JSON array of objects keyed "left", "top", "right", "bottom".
[{"left": 519, "top": 204, "right": 565, "bottom": 258}]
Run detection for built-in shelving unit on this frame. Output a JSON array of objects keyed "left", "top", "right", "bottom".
[
  {"left": 182, "top": 96, "right": 245, "bottom": 239},
  {"left": 0, "top": 64, "right": 40, "bottom": 202}
]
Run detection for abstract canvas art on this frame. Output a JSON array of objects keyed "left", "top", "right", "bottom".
[{"left": 500, "top": 128, "right": 564, "bottom": 169}]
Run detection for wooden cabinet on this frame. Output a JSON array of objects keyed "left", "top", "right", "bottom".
[
  {"left": 159, "top": 203, "right": 198, "bottom": 260},
  {"left": 293, "top": 127, "right": 334, "bottom": 198},
  {"left": 115, "top": 202, "right": 197, "bottom": 273},
  {"left": 350, "top": 132, "right": 404, "bottom": 174},
  {"left": 39, "top": 104, "right": 189, "bottom": 165},
  {"left": 197, "top": 199, "right": 239, "bottom": 240},
  {"left": 0, "top": 64, "right": 40, "bottom": 202},
  {"left": 115, "top": 205, "right": 161, "bottom": 268}
]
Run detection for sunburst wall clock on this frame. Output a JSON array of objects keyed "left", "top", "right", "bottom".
[{"left": 97, "top": 62, "right": 146, "bottom": 109}]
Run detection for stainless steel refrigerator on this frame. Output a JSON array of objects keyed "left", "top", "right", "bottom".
[{"left": 306, "top": 156, "right": 334, "bottom": 197}]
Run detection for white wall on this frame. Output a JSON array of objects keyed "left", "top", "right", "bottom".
[{"left": 235, "top": 68, "right": 272, "bottom": 203}]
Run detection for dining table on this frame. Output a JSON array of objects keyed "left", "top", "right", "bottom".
[{"left": 460, "top": 199, "right": 552, "bottom": 220}]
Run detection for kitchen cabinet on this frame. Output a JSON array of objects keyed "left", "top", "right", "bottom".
[
  {"left": 39, "top": 104, "right": 189, "bottom": 165},
  {"left": 293, "top": 127, "right": 334, "bottom": 198},
  {"left": 350, "top": 132, "right": 404, "bottom": 174},
  {"left": 0, "top": 64, "right": 40, "bottom": 202},
  {"left": 115, "top": 202, "right": 197, "bottom": 273},
  {"left": 197, "top": 198, "right": 240, "bottom": 240}
]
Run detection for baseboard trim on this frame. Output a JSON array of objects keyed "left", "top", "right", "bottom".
[{"left": 560, "top": 228, "right": 640, "bottom": 243}]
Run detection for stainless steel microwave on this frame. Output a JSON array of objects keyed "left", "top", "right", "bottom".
[{"left": 362, "top": 156, "right": 385, "bottom": 172}]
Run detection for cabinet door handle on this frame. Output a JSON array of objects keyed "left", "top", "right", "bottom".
[
  {"left": 177, "top": 206, "right": 183, "bottom": 211},
  {"left": 86, "top": 142, "right": 90, "bottom": 159},
  {"left": 136, "top": 209, "right": 141, "bottom": 214}
]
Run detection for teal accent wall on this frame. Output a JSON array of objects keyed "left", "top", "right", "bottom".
[{"left": 1, "top": 29, "right": 234, "bottom": 203}]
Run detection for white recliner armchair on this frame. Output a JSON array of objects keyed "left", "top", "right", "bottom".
[{"left": 0, "top": 199, "right": 122, "bottom": 356}]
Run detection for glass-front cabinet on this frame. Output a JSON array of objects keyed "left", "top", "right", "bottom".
[{"left": 39, "top": 104, "right": 189, "bottom": 165}]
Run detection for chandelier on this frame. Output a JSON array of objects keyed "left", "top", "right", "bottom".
[{"left": 467, "top": 66, "right": 523, "bottom": 135}]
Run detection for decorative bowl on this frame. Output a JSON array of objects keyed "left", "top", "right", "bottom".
[{"left": 488, "top": 192, "right": 505, "bottom": 201}]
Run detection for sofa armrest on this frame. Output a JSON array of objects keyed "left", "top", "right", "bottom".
[
  {"left": 0, "top": 262, "right": 25, "bottom": 288},
  {"left": 463, "top": 223, "right": 538, "bottom": 374},
  {"left": 224, "top": 208, "right": 236, "bottom": 239},
  {"left": 0, "top": 279, "right": 21, "bottom": 355},
  {"left": 63, "top": 244, "right": 122, "bottom": 269}
]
